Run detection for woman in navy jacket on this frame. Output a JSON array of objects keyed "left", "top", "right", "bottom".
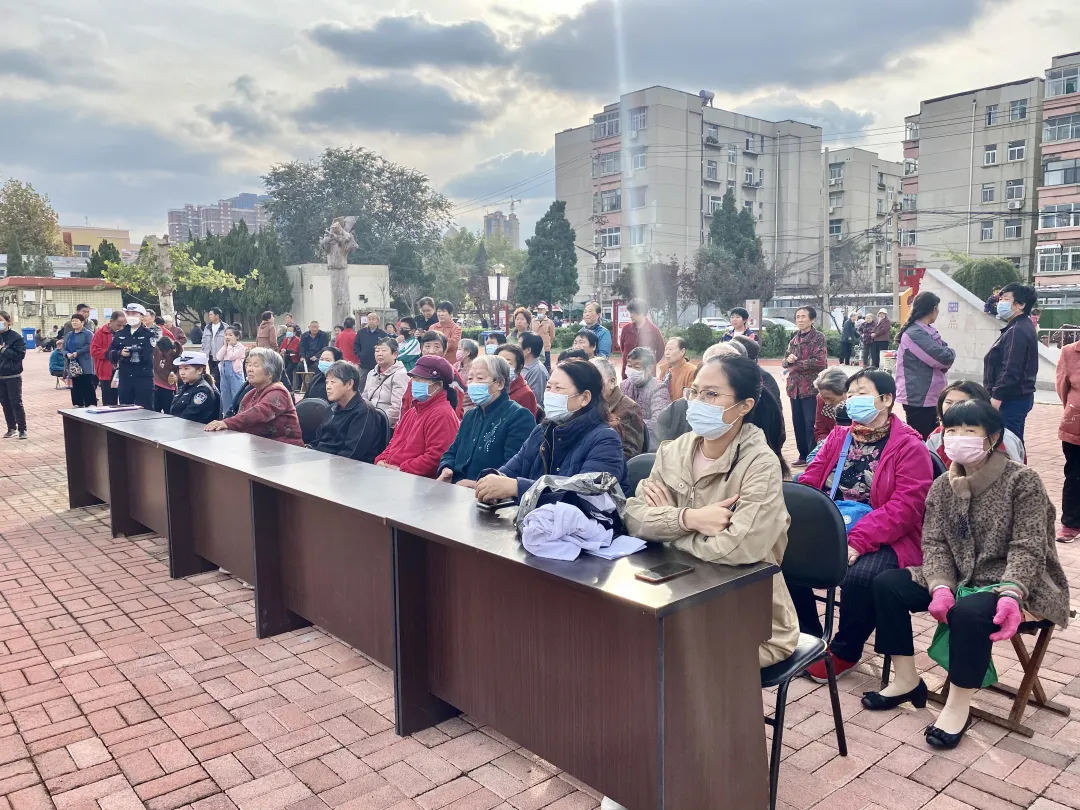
[{"left": 475, "top": 359, "right": 629, "bottom": 502}]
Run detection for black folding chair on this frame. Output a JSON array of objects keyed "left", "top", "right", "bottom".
[
  {"left": 763, "top": 483, "right": 849, "bottom": 810},
  {"left": 625, "top": 452, "right": 655, "bottom": 498},
  {"left": 295, "top": 398, "right": 329, "bottom": 445}
]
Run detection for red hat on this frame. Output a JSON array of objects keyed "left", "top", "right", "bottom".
[
  {"left": 537, "top": 301, "right": 549, "bottom": 309},
  {"left": 408, "top": 355, "right": 455, "bottom": 385}
]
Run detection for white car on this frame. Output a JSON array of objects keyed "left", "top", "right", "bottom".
[
  {"left": 695, "top": 317, "right": 730, "bottom": 332},
  {"left": 761, "top": 317, "right": 798, "bottom": 332}
]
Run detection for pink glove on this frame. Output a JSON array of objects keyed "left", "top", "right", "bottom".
[
  {"left": 989, "top": 596, "right": 1022, "bottom": 641},
  {"left": 928, "top": 588, "right": 955, "bottom": 624}
]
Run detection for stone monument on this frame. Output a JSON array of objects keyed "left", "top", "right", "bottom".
[{"left": 319, "top": 216, "right": 358, "bottom": 328}]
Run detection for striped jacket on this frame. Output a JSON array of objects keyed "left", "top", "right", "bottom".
[{"left": 895, "top": 321, "right": 955, "bottom": 408}]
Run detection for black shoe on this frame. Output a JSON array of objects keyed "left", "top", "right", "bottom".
[
  {"left": 925, "top": 715, "right": 972, "bottom": 750},
  {"left": 2, "top": 429, "right": 14, "bottom": 438},
  {"left": 18, "top": 430, "right": 27, "bottom": 440},
  {"left": 861, "top": 679, "right": 928, "bottom": 711}
]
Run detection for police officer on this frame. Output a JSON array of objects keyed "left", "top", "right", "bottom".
[
  {"left": 169, "top": 352, "right": 221, "bottom": 424},
  {"left": 108, "top": 303, "right": 157, "bottom": 409}
]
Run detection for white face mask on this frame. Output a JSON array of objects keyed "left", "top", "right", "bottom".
[{"left": 126, "top": 315, "right": 141, "bottom": 327}]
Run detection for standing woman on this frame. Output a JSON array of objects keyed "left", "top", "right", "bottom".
[
  {"left": 895, "top": 292, "right": 955, "bottom": 440},
  {"left": 508, "top": 307, "right": 534, "bottom": 344},
  {"left": 722, "top": 307, "right": 757, "bottom": 343},
  {"left": 0, "top": 311, "right": 27, "bottom": 438},
  {"left": 1056, "top": 338, "right": 1080, "bottom": 542},
  {"left": 216, "top": 326, "right": 246, "bottom": 416},
  {"left": 65, "top": 314, "right": 98, "bottom": 407},
  {"left": 782, "top": 306, "right": 827, "bottom": 466},
  {"left": 255, "top": 312, "right": 277, "bottom": 349}
]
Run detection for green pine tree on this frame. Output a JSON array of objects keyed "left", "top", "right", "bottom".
[
  {"left": 708, "top": 190, "right": 762, "bottom": 264},
  {"left": 516, "top": 201, "right": 578, "bottom": 307},
  {"left": 86, "top": 239, "right": 121, "bottom": 278},
  {"left": 6, "top": 232, "right": 24, "bottom": 275},
  {"left": 468, "top": 241, "right": 491, "bottom": 315}
]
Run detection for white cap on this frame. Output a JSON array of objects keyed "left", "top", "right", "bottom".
[
  {"left": 174, "top": 352, "right": 209, "bottom": 367},
  {"left": 124, "top": 303, "right": 147, "bottom": 315}
]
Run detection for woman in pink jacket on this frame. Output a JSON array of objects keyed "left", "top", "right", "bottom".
[
  {"left": 1056, "top": 341, "right": 1080, "bottom": 542},
  {"left": 791, "top": 368, "right": 934, "bottom": 682}
]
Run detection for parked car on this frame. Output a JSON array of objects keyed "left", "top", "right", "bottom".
[
  {"left": 761, "top": 317, "right": 798, "bottom": 332},
  {"left": 695, "top": 317, "right": 730, "bottom": 332}
]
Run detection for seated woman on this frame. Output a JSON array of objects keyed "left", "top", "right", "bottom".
[
  {"left": 793, "top": 368, "right": 933, "bottom": 681},
  {"left": 437, "top": 355, "right": 534, "bottom": 486},
  {"left": 310, "top": 361, "right": 387, "bottom": 463},
  {"left": 926, "top": 380, "right": 1025, "bottom": 467},
  {"left": 475, "top": 359, "right": 629, "bottom": 503},
  {"left": 303, "top": 346, "right": 343, "bottom": 401},
  {"left": 813, "top": 367, "right": 848, "bottom": 445},
  {"left": 363, "top": 338, "right": 409, "bottom": 429},
  {"left": 496, "top": 344, "right": 538, "bottom": 417},
  {"left": 655, "top": 342, "right": 742, "bottom": 442},
  {"left": 591, "top": 356, "right": 645, "bottom": 459},
  {"left": 374, "top": 355, "right": 460, "bottom": 476},
  {"left": 620, "top": 347, "right": 671, "bottom": 432},
  {"left": 205, "top": 347, "right": 304, "bottom": 445},
  {"left": 624, "top": 355, "right": 798, "bottom": 668},
  {"left": 863, "top": 400, "right": 1069, "bottom": 749}
]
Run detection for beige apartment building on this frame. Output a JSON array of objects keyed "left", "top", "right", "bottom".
[
  {"left": 1035, "top": 52, "right": 1080, "bottom": 289},
  {"left": 902, "top": 78, "right": 1044, "bottom": 279},
  {"left": 554, "top": 86, "right": 823, "bottom": 308}
]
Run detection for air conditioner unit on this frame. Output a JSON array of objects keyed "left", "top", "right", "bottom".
[
  {"left": 829, "top": 206, "right": 835, "bottom": 214},
  {"left": 829, "top": 177, "right": 839, "bottom": 186},
  {"left": 628, "top": 130, "right": 638, "bottom": 140},
  {"left": 1008, "top": 200, "right": 1023, "bottom": 210}
]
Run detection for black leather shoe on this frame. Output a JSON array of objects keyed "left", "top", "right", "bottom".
[
  {"left": 861, "top": 679, "right": 928, "bottom": 711},
  {"left": 925, "top": 715, "right": 973, "bottom": 749}
]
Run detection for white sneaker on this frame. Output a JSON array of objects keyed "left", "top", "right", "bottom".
[{"left": 600, "top": 799, "right": 627, "bottom": 810}]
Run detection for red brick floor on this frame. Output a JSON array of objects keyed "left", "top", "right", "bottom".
[{"left": 1, "top": 352, "right": 1078, "bottom": 810}]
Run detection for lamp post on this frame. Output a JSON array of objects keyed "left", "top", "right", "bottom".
[{"left": 488, "top": 263, "right": 507, "bottom": 330}]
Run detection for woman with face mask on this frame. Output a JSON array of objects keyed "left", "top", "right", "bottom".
[
  {"left": 792, "top": 368, "right": 934, "bottom": 684},
  {"left": 623, "top": 355, "right": 798, "bottom": 668},
  {"left": 0, "top": 310, "right": 28, "bottom": 438},
  {"left": 862, "top": 400, "right": 1069, "bottom": 750},
  {"left": 302, "top": 346, "right": 342, "bottom": 402},
  {"left": 619, "top": 347, "right": 671, "bottom": 433},
  {"left": 474, "top": 359, "right": 629, "bottom": 504},
  {"left": 374, "top": 355, "right": 460, "bottom": 477}
]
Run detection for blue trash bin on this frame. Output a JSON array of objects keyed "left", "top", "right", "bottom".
[{"left": 21, "top": 327, "right": 35, "bottom": 350}]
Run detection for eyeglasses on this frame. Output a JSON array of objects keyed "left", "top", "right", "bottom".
[{"left": 683, "top": 387, "right": 735, "bottom": 405}]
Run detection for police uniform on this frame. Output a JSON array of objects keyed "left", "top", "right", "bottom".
[
  {"left": 108, "top": 324, "right": 157, "bottom": 409},
  {"left": 170, "top": 378, "right": 221, "bottom": 424}
]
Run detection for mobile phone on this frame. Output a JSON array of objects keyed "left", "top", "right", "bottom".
[
  {"left": 476, "top": 498, "right": 516, "bottom": 512},
  {"left": 634, "top": 562, "right": 693, "bottom": 584}
]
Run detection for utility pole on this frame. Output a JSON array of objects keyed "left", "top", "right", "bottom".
[
  {"left": 822, "top": 147, "right": 830, "bottom": 326},
  {"left": 891, "top": 204, "right": 901, "bottom": 319}
]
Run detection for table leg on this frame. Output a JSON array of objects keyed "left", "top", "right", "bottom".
[
  {"left": 251, "top": 481, "right": 312, "bottom": 639},
  {"left": 63, "top": 417, "right": 104, "bottom": 509},
  {"left": 164, "top": 452, "right": 215, "bottom": 579},
  {"left": 106, "top": 432, "right": 150, "bottom": 538}
]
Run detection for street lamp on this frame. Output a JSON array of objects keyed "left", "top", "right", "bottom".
[{"left": 488, "top": 263, "right": 507, "bottom": 329}]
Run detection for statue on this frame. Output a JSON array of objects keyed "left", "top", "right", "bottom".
[{"left": 320, "top": 216, "right": 358, "bottom": 329}]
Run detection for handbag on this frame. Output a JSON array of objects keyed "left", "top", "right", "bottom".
[
  {"left": 68, "top": 359, "right": 83, "bottom": 377},
  {"left": 927, "top": 584, "right": 1000, "bottom": 687},
  {"left": 828, "top": 432, "right": 873, "bottom": 532}
]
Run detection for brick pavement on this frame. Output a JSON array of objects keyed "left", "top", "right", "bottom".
[{"left": 1, "top": 351, "right": 1078, "bottom": 810}]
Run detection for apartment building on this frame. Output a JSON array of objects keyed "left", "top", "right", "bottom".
[
  {"left": 554, "top": 86, "right": 822, "bottom": 305},
  {"left": 483, "top": 210, "right": 521, "bottom": 249},
  {"left": 902, "top": 78, "right": 1044, "bottom": 279},
  {"left": 167, "top": 196, "right": 271, "bottom": 243},
  {"left": 1035, "top": 52, "right": 1080, "bottom": 287},
  {"left": 824, "top": 147, "right": 904, "bottom": 292}
]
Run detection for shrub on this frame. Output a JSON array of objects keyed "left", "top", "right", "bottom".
[
  {"left": 760, "top": 325, "right": 790, "bottom": 358},
  {"left": 684, "top": 322, "right": 716, "bottom": 353}
]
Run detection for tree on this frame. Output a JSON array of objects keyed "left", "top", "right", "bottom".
[
  {"left": 389, "top": 241, "right": 432, "bottom": 315},
  {"left": 681, "top": 247, "right": 725, "bottom": 317},
  {"left": 469, "top": 241, "right": 491, "bottom": 317},
  {"left": 86, "top": 239, "right": 121, "bottom": 279},
  {"left": 708, "top": 190, "right": 761, "bottom": 264},
  {"left": 0, "top": 179, "right": 65, "bottom": 257},
  {"left": 105, "top": 237, "right": 250, "bottom": 323},
  {"left": 5, "top": 232, "right": 24, "bottom": 275},
  {"left": 516, "top": 201, "right": 578, "bottom": 308},
  {"left": 947, "top": 250, "right": 1022, "bottom": 302},
  {"left": 23, "top": 253, "right": 54, "bottom": 277},
  {"left": 612, "top": 255, "right": 682, "bottom": 325}
]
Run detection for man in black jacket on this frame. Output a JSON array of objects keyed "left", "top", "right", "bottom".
[
  {"left": 984, "top": 282, "right": 1039, "bottom": 442},
  {"left": 0, "top": 310, "right": 28, "bottom": 438},
  {"left": 309, "top": 362, "right": 387, "bottom": 463},
  {"left": 169, "top": 352, "right": 222, "bottom": 424},
  {"left": 353, "top": 311, "right": 387, "bottom": 380},
  {"left": 108, "top": 303, "right": 157, "bottom": 409},
  {"left": 299, "top": 321, "right": 329, "bottom": 370}
]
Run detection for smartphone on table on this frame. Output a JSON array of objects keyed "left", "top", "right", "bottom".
[{"left": 634, "top": 562, "right": 693, "bottom": 584}]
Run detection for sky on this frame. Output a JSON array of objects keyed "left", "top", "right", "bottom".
[{"left": 1, "top": 0, "right": 1076, "bottom": 247}]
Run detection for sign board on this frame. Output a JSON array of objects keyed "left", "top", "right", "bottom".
[
  {"left": 22, "top": 291, "right": 34, "bottom": 302},
  {"left": 745, "top": 299, "right": 762, "bottom": 329},
  {"left": 948, "top": 302, "right": 959, "bottom": 313},
  {"left": 497, "top": 308, "right": 508, "bottom": 331},
  {"left": 90, "top": 309, "right": 99, "bottom": 322}
]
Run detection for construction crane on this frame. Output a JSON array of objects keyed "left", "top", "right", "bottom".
[{"left": 508, "top": 198, "right": 521, "bottom": 215}]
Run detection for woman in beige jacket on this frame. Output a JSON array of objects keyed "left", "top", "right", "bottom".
[{"left": 624, "top": 355, "right": 799, "bottom": 667}]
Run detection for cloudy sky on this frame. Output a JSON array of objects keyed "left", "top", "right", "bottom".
[{"left": 1, "top": 0, "right": 1075, "bottom": 245}]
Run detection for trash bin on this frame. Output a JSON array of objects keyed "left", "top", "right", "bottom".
[
  {"left": 21, "top": 327, "right": 35, "bottom": 350},
  {"left": 881, "top": 350, "right": 897, "bottom": 375}
]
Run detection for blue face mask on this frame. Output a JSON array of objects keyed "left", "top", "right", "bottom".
[
  {"left": 411, "top": 380, "right": 430, "bottom": 402},
  {"left": 543, "top": 391, "right": 573, "bottom": 423},
  {"left": 686, "top": 399, "right": 739, "bottom": 440},
  {"left": 485, "top": 344, "right": 497, "bottom": 355},
  {"left": 318, "top": 360, "right": 333, "bottom": 374},
  {"left": 997, "top": 300, "right": 1014, "bottom": 320},
  {"left": 845, "top": 395, "right": 882, "bottom": 425},
  {"left": 468, "top": 382, "right": 493, "bottom": 407},
  {"left": 285, "top": 330, "right": 294, "bottom": 338},
  {"left": 0, "top": 322, "right": 7, "bottom": 332},
  {"left": 508, "top": 369, "right": 516, "bottom": 381}
]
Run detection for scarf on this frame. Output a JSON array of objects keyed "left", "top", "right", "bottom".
[{"left": 850, "top": 420, "right": 890, "bottom": 445}]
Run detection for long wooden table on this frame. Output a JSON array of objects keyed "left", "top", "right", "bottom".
[{"left": 60, "top": 408, "right": 777, "bottom": 808}]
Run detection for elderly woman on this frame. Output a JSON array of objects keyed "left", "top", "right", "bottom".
[
  {"left": 508, "top": 307, "right": 533, "bottom": 344},
  {"left": 793, "top": 368, "right": 933, "bottom": 682},
  {"left": 363, "top": 338, "right": 409, "bottom": 428},
  {"left": 813, "top": 366, "right": 849, "bottom": 445},
  {"left": 457, "top": 338, "right": 480, "bottom": 413},
  {"left": 64, "top": 314, "right": 97, "bottom": 407},
  {"left": 205, "top": 347, "right": 303, "bottom": 445},
  {"left": 592, "top": 356, "right": 645, "bottom": 459},
  {"left": 862, "top": 400, "right": 1069, "bottom": 749},
  {"left": 437, "top": 354, "right": 534, "bottom": 486},
  {"left": 620, "top": 347, "right": 671, "bottom": 432},
  {"left": 783, "top": 305, "right": 828, "bottom": 465},
  {"left": 654, "top": 342, "right": 743, "bottom": 442},
  {"left": 375, "top": 355, "right": 460, "bottom": 477},
  {"left": 496, "top": 344, "right": 538, "bottom": 417}
]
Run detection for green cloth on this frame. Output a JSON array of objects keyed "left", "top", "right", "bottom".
[
  {"left": 398, "top": 338, "right": 421, "bottom": 371},
  {"left": 927, "top": 583, "right": 1000, "bottom": 688}
]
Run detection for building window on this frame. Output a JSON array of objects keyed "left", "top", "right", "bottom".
[
  {"left": 982, "top": 183, "right": 995, "bottom": 203},
  {"left": 744, "top": 134, "right": 762, "bottom": 153},
  {"left": 629, "top": 225, "right": 647, "bottom": 246},
  {"left": 1006, "top": 179, "right": 1024, "bottom": 200},
  {"left": 709, "top": 195, "right": 724, "bottom": 214},
  {"left": 900, "top": 229, "right": 917, "bottom": 247},
  {"left": 599, "top": 262, "right": 622, "bottom": 285},
  {"left": 985, "top": 104, "right": 998, "bottom": 126},
  {"left": 631, "top": 147, "right": 647, "bottom": 170},
  {"left": 905, "top": 122, "right": 920, "bottom": 140},
  {"left": 629, "top": 107, "right": 647, "bottom": 131},
  {"left": 1005, "top": 219, "right": 1022, "bottom": 239},
  {"left": 1040, "top": 203, "right": 1080, "bottom": 229},
  {"left": 1008, "top": 140, "right": 1026, "bottom": 161},
  {"left": 904, "top": 159, "right": 918, "bottom": 176},
  {"left": 1044, "top": 157, "right": 1080, "bottom": 186},
  {"left": 706, "top": 124, "right": 719, "bottom": 143},
  {"left": 592, "top": 110, "right": 620, "bottom": 140},
  {"left": 877, "top": 198, "right": 885, "bottom": 215},
  {"left": 73, "top": 245, "right": 92, "bottom": 258},
  {"left": 981, "top": 221, "right": 994, "bottom": 241},
  {"left": 1045, "top": 113, "right": 1080, "bottom": 142},
  {"left": 596, "top": 188, "right": 621, "bottom": 213},
  {"left": 829, "top": 219, "right": 842, "bottom": 237},
  {"left": 727, "top": 146, "right": 737, "bottom": 164},
  {"left": 877, "top": 171, "right": 886, "bottom": 187},
  {"left": 598, "top": 150, "right": 621, "bottom": 176},
  {"left": 744, "top": 167, "right": 755, "bottom": 185},
  {"left": 829, "top": 191, "right": 843, "bottom": 208},
  {"left": 706, "top": 160, "right": 718, "bottom": 181},
  {"left": 1047, "top": 66, "right": 1080, "bottom": 98},
  {"left": 727, "top": 179, "right": 736, "bottom": 191},
  {"left": 743, "top": 201, "right": 754, "bottom": 215},
  {"left": 828, "top": 163, "right": 844, "bottom": 181},
  {"left": 598, "top": 227, "right": 620, "bottom": 249},
  {"left": 758, "top": 168, "right": 765, "bottom": 185},
  {"left": 1009, "top": 99, "right": 1028, "bottom": 121},
  {"left": 984, "top": 145, "right": 997, "bottom": 165},
  {"left": 1039, "top": 245, "right": 1080, "bottom": 274},
  {"left": 902, "top": 193, "right": 917, "bottom": 211},
  {"left": 628, "top": 186, "right": 647, "bottom": 209}
]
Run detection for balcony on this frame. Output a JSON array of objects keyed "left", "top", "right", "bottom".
[
  {"left": 743, "top": 143, "right": 761, "bottom": 156},
  {"left": 742, "top": 179, "right": 762, "bottom": 189},
  {"left": 704, "top": 136, "right": 720, "bottom": 147}
]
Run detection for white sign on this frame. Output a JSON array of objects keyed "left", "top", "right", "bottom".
[{"left": 22, "top": 291, "right": 34, "bottom": 302}]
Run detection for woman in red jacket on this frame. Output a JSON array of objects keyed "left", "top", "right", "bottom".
[
  {"left": 375, "top": 355, "right": 460, "bottom": 477},
  {"left": 1057, "top": 341, "right": 1080, "bottom": 542},
  {"left": 205, "top": 348, "right": 303, "bottom": 445},
  {"left": 90, "top": 311, "right": 124, "bottom": 406},
  {"left": 279, "top": 325, "right": 301, "bottom": 391},
  {"left": 496, "top": 344, "right": 538, "bottom": 418}
]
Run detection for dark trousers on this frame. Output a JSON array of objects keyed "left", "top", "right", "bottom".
[
  {"left": 903, "top": 405, "right": 938, "bottom": 441},
  {"left": 208, "top": 359, "right": 221, "bottom": 390},
  {"left": 544, "top": 351, "right": 551, "bottom": 372},
  {"left": 100, "top": 382, "right": 119, "bottom": 407},
  {"left": 874, "top": 568, "right": 997, "bottom": 689},
  {"left": 790, "top": 395, "right": 817, "bottom": 460},
  {"left": 1063, "top": 441, "right": 1080, "bottom": 529},
  {"left": 283, "top": 360, "right": 298, "bottom": 390},
  {"left": 0, "top": 376, "right": 26, "bottom": 431},
  {"left": 999, "top": 395, "right": 1034, "bottom": 443},
  {"left": 870, "top": 340, "right": 888, "bottom": 368},
  {"left": 118, "top": 376, "right": 154, "bottom": 409},
  {"left": 70, "top": 374, "right": 99, "bottom": 407},
  {"left": 788, "top": 545, "right": 898, "bottom": 663},
  {"left": 839, "top": 340, "right": 853, "bottom": 365},
  {"left": 153, "top": 386, "right": 174, "bottom": 414}
]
